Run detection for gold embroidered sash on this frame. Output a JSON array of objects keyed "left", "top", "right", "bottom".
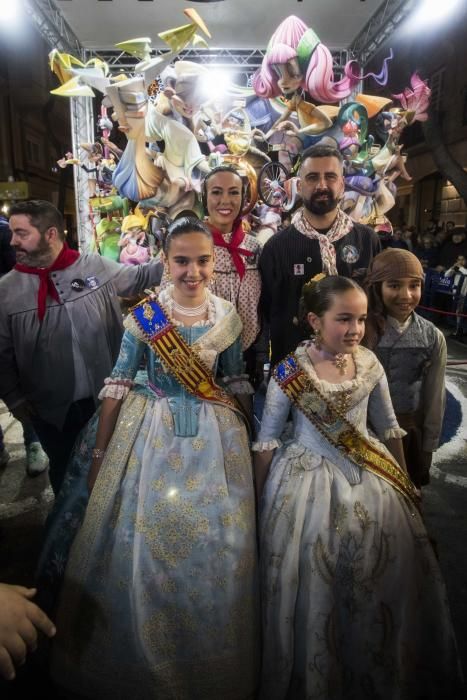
[
  {"left": 130, "top": 298, "right": 246, "bottom": 422},
  {"left": 274, "top": 354, "right": 420, "bottom": 510}
]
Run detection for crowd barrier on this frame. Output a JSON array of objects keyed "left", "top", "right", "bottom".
[{"left": 418, "top": 268, "right": 467, "bottom": 331}]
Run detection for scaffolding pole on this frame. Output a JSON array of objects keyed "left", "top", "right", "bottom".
[
  {"left": 24, "top": 0, "right": 84, "bottom": 57},
  {"left": 25, "top": 0, "right": 93, "bottom": 249},
  {"left": 70, "top": 97, "right": 95, "bottom": 253}
]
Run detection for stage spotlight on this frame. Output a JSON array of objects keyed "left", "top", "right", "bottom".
[{"left": 412, "top": 0, "right": 460, "bottom": 24}]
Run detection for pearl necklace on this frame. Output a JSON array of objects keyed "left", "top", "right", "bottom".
[{"left": 171, "top": 292, "right": 209, "bottom": 317}]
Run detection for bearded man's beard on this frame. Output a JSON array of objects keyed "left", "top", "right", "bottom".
[
  {"left": 302, "top": 191, "right": 340, "bottom": 216},
  {"left": 14, "top": 237, "right": 54, "bottom": 267}
]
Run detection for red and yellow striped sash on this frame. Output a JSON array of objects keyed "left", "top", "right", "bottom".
[{"left": 274, "top": 354, "right": 420, "bottom": 511}]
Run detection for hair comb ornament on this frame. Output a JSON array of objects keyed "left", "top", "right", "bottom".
[{"left": 303, "top": 272, "right": 327, "bottom": 293}]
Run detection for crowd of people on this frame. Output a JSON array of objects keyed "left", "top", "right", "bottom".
[
  {"left": 0, "top": 144, "right": 464, "bottom": 698},
  {"left": 380, "top": 218, "right": 467, "bottom": 273},
  {"left": 379, "top": 219, "right": 467, "bottom": 340}
]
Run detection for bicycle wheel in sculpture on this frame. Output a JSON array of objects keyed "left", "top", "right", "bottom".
[{"left": 258, "top": 161, "right": 289, "bottom": 207}]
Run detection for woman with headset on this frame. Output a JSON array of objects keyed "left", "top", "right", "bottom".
[{"left": 202, "top": 165, "right": 263, "bottom": 386}]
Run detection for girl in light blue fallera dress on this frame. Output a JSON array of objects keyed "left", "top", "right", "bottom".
[{"left": 41, "top": 218, "right": 259, "bottom": 700}]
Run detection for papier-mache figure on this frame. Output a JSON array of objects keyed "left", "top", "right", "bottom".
[
  {"left": 50, "top": 9, "right": 213, "bottom": 218},
  {"left": 48, "top": 10, "right": 433, "bottom": 246},
  {"left": 341, "top": 73, "right": 431, "bottom": 227},
  {"left": 118, "top": 212, "right": 150, "bottom": 265},
  {"left": 158, "top": 62, "right": 209, "bottom": 126},
  {"left": 108, "top": 85, "right": 209, "bottom": 210},
  {"left": 252, "top": 15, "right": 356, "bottom": 136},
  {"left": 57, "top": 142, "right": 116, "bottom": 197},
  {"left": 158, "top": 62, "right": 226, "bottom": 154},
  {"left": 252, "top": 16, "right": 392, "bottom": 138},
  {"left": 92, "top": 217, "right": 122, "bottom": 262}
]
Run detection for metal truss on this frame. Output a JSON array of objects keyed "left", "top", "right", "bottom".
[
  {"left": 23, "top": 0, "right": 84, "bottom": 57},
  {"left": 23, "top": 0, "right": 350, "bottom": 77},
  {"left": 87, "top": 46, "right": 351, "bottom": 78},
  {"left": 171, "top": 48, "right": 266, "bottom": 70},
  {"left": 350, "top": 0, "right": 419, "bottom": 66},
  {"left": 25, "top": 0, "right": 414, "bottom": 77},
  {"left": 23, "top": 1, "right": 95, "bottom": 250},
  {"left": 85, "top": 47, "right": 266, "bottom": 76},
  {"left": 69, "top": 97, "right": 95, "bottom": 253}
]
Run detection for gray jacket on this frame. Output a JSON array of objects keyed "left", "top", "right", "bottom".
[
  {"left": 0, "top": 253, "right": 162, "bottom": 428},
  {"left": 374, "top": 313, "right": 446, "bottom": 451}
]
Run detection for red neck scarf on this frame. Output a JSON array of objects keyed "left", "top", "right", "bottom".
[
  {"left": 208, "top": 219, "right": 254, "bottom": 280},
  {"left": 15, "top": 242, "right": 80, "bottom": 321}
]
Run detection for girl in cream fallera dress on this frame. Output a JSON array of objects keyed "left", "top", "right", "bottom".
[{"left": 253, "top": 275, "right": 462, "bottom": 700}]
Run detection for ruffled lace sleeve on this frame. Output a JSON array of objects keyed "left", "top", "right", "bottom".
[
  {"left": 368, "top": 372, "right": 407, "bottom": 441},
  {"left": 252, "top": 377, "right": 291, "bottom": 452},
  {"left": 98, "top": 329, "right": 146, "bottom": 400}
]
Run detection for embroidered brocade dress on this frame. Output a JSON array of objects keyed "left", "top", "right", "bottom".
[
  {"left": 48, "top": 289, "right": 259, "bottom": 700},
  {"left": 254, "top": 343, "right": 461, "bottom": 700}
]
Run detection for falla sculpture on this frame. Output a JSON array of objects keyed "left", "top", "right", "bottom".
[{"left": 49, "top": 11, "right": 431, "bottom": 250}]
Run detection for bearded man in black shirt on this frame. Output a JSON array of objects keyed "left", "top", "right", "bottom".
[{"left": 259, "top": 144, "right": 381, "bottom": 365}]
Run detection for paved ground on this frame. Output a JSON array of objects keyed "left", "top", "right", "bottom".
[
  {"left": 423, "top": 335, "right": 467, "bottom": 680},
  {"left": 0, "top": 334, "right": 466, "bottom": 696}
]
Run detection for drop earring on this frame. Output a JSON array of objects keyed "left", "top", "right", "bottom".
[{"left": 313, "top": 328, "right": 322, "bottom": 350}]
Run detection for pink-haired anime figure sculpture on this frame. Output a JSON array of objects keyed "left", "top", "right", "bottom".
[
  {"left": 253, "top": 15, "right": 358, "bottom": 104},
  {"left": 253, "top": 16, "right": 391, "bottom": 139}
]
